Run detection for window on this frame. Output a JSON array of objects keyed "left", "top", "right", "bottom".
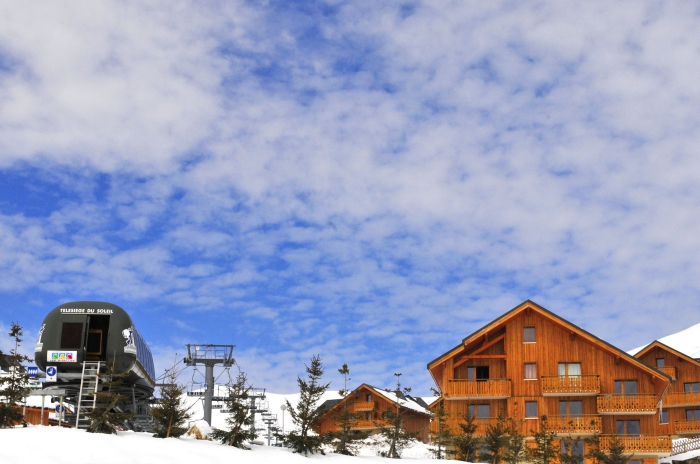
[
  {"left": 366, "top": 394, "right": 372, "bottom": 402},
  {"left": 365, "top": 412, "right": 372, "bottom": 421},
  {"left": 468, "top": 404, "right": 491, "bottom": 419},
  {"left": 616, "top": 420, "right": 640, "bottom": 435},
  {"left": 660, "top": 410, "right": 669, "bottom": 424},
  {"left": 525, "top": 363, "right": 537, "bottom": 380},
  {"left": 686, "top": 409, "right": 700, "bottom": 421},
  {"left": 60, "top": 322, "right": 83, "bottom": 349},
  {"left": 558, "top": 362, "right": 582, "bottom": 377},
  {"left": 560, "top": 440, "right": 584, "bottom": 462},
  {"left": 629, "top": 460, "right": 642, "bottom": 464},
  {"left": 656, "top": 358, "right": 665, "bottom": 368},
  {"left": 559, "top": 400, "right": 583, "bottom": 416},
  {"left": 524, "top": 326, "right": 536, "bottom": 343},
  {"left": 525, "top": 401, "right": 538, "bottom": 418},
  {"left": 614, "top": 380, "right": 638, "bottom": 395},
  {"left": 685, "top": 382, "right": 700, "bottom": 393},
  {"left": 467, "top": 366, "right": 490, "bottom": 381}
]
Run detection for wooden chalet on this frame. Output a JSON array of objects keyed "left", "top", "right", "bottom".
[
  {"left": 427, "top": 300, "right": 673, "bottom": 463},
  {"left": 634, "top": 340, "right": 700, "bottom": 437},
  {"left": 313, "top": 384, "right": 431, "bottom": 443}
]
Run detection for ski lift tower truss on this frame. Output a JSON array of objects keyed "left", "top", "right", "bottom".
[{"left": 184, "top": 344, "right": 235, "bottom": 425}]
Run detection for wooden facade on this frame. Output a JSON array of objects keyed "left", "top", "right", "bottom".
[
  {"left": 427, "top": 300, "right": 673, "bottom": 462},
  {"left": 313, "top": 384, "right": 431, "bottom": 443},
  {"left": 634, "top": 341, "right": 700, "bottom": 438}
]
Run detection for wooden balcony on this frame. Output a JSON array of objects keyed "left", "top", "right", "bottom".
[
  {"left": 352, "top": 401, "right": 377, "bottom": 412},
  {"left": 659, "top": 366, "right": 676, "bottom": 380},
  {"left": 351, "top": 419, "right": 388, "bottom": 429},
  {"left": 599, "top": 435, "right": 672, "bottom": 456},
  {"left": 445, "top": 379, "right": 512, "bottom": 399},
  {"left": 541, "top": 375, "right": 600, "bottom": 396},
  {"left": 430, "top": 417, "right": 496, "bottom": 436},
  {"left": 546, "top": 415, "right": 602, "bottom": 436},
  {"left": 597, "top": 394, "right": 658, "bottom": 415},
  {"left": 674, "top": 420, "right": 700, "bottom": 435},
  {"left": 664, "top": 392, "right": 700, "bottom": 408}
]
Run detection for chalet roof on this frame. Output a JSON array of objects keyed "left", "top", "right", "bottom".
[
  {"left": 427, "top": 299, "right": 672, "bottom": 383},
  {"left": 314, "top": 383, "right": 431, "bottom": 420},
  {"left": 633, "top": 340, "right": 700, "bottom": 369}
]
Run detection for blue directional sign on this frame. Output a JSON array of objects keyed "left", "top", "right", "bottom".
[
  {"left": 46, "top": 367, "right": 57, "bottom": 376},
  {"left": 27, "top": 366, "right": 39, "bottom": 378},
  {"left": 55, "top": 405, "right": 65, "bottom": 413}
]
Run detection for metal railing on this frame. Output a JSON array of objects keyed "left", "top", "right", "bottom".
[
  {"left": 672, "top": 436, "right": 700, "bottom": 455},
  {"left": 541, "top": 375, "right": 600, "bottom": 395},
  {"left": 445, "top": 379, "right": 512, "bottom": 398}
]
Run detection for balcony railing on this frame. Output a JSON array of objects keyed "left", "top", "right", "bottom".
[
  {"left": 597, "top": 394, "right": 658, "bottom": 414},
  {"left": 664, "top": 392, "right": 700, "bottom": 408},
  {"left": 675, "top": 420, "right": 700, "bottom": 435},
  {"left": 541, "top": 375, "right": 600, "bottom": 396},
  {"left": 352, "top": 401, "right": 377, "bottom": 412},
  {"left": 445, "top": 379, "right": 512, "bottom": 399},
  {"left": 659, "top": 366, "right": 676, "bottom": 380},
  {"left": 430, "top": 417, "right": 497, "bottom": 436},
  {"left": 351, "top": 419, "right": 388, "bottom": 429},
  {"left": 546, "top": 415, "right": 602, "bottom": 435},
  {"left": 599, "top": 435, "right": 672, "bottom": 455}
]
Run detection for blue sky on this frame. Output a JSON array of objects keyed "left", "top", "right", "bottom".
[{"left": 1, "top": 1, "right": 700, "bottom": 394}]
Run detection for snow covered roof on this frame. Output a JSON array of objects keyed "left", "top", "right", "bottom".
[
  {"left": 629, "top": 321, "right": 700, "bottom": 359},
  {"left": 364, "top": 385, "right": 430, "bottom": 416}
]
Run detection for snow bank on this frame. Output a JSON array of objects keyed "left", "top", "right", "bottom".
[{"left": 0, "top": 426, "right": 437, "bottom": 464}]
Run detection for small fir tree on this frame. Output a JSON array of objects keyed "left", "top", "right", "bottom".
[
  {"left": 151, "top": 361, "right": 194, "bottom": 438},
  {"left": 504, "top": 409, "right": 527, "bottom": 464},
  {"left": 559, "top": 435, "right": 585, "bottom": 464},
  {"left": 528, "top": 416, "right": 559, "bottom": 464},
  {"left": 453, "top": 409, "right": 479, "bottom": 462},
  {"left": 482, "top": 413, "right": 509, "bottom": 464},
  {"left": 428, "top": 391, "right": 454, "bottom": 459},
  {"left": 285, "top": 355, "right": 331, "bottom": 456},
  {"left": 85, "top": 361, "right": 135, "bottom": 434},
  {"left": 211, "top": 370, "right": 257, "bottom": 448},
  {"left": 375, "top": 373, "right": 419, "bottom": 459},
  {"left": 330, "top": 363, "right": 368, "bottom": 455},
  {"left": 0, "top": 323, "right": 32, "bottom": 428},
  {"left": 586, "top": 433, "right": 631, "bottom": 464}
]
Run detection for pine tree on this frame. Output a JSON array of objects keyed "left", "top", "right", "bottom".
[
  {"left": 453, "top": 409, "right": 479, "bottom": 462},
  {"left": 330, "top": 363, "right": 368, "bottom": 455},
  {"left": 528, "top": 416, "right": 559, "bottom": 464},
  {"left": 504, "top": 410, "right": 527, "bottom": 464},
  {"left": 559, "top": 435, "right": 584, "bottom": 464},
  {"left": 428, "top": 391, "right": 454, "bottom": 459},
  {"left": 585, "top": 433, "right": 631, "bottom": 464},
  {"left": 0, "top": 323, "right": 33, "bottom": 428},
  {"left": 482, "top": 413, "right": 509, "bottom": 464},
  {"left": 211, "top": 370, "right": 257, "bottom": 448},
  {"left": 285, "top": 355, "right": 331, "bottom": 456},
  {"left": 84, "top": 361, "right": 134, "bottom": 434},
  {"left": 375, "top": 373, "right": 419, "bottom": 459},
  {"left": 151, "top": 361, "right": 194, "bottom": 438}
]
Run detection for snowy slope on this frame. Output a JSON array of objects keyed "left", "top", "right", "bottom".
[
  {"left": 629, "top": 321, "right": 700, "bottom": 358},
  {"left": 0, "top": 425, "right": 435, "bottom": 464}
]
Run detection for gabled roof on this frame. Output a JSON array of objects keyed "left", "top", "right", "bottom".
[
  {"left": 315, "top": 383, "right": 430, "bottom": 421},
  {"left": 633, "top": 340, "right": 700, "bottom": 369},
  {"left": 427, "top": 300, "right": 671, "bottom": 383}
]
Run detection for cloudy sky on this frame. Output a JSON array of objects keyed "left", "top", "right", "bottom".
[{"left": 1, "top": 1, "right": 700, "bottom": 394}]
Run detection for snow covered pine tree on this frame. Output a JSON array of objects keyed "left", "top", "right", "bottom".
[
  {"left": 211, "top": 370, "right": 257, "bottom": 449},
  {"left": 0, "top": 323, "right": 32, "bottom": 428},
  {"left": 151, "top": 361, "right": 194, "bottom": 438}
]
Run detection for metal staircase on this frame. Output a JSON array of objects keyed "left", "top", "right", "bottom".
[{"left": 75, "top": 361, "right": 101, "bottom": 429}]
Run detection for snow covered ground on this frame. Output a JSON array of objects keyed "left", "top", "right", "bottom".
[{"left": 0, "top": 425, "right": 434, "bottom": 464}]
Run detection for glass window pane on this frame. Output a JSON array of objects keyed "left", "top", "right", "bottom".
[
  {"left": 477, "top": 404, "right": 490, "bottom": 418},
  {"left": 568, "top": 363, "right": 581, "bottom": 376},
  {"left": 569, "top": 401, "right": 583, "bottom": 416},
  {"left": 524, "top": 327, "right": 535, "bottom": 343},
  {"left": 558, "top": 363, "right": 566, "bottom": 376},
  {"left": 525, "top": 401, "right": 538, "bottom": 418},
  {"left": 627, "top": 420, "right": 640, "bottom": 436},
  {"left": 616, "top": 420, "right": 625, "bottom": 435},
  {"left": 687, "top": 410, "right": 693, "bottom": 421},
  {"left": 625, "top": 381, "right": 638, "bottom": 395},
  {"left": 572, "top": 441, "right": 584, "bottom": 456},
  {"left": 559, "top": 401, "right": 567, "bottom": 416},
  {"left": 614, "top": 381, "right": 623, "bottom": 395},
  {"left": 525, "top": 363, "right": 537, "bottom": 380},
  {"left": 693, "top": 409, "right": 700, "bottom": 421},
  {"left": 467, "top": 367, "right": 475, "bottom": 381},
  {"left": 656, "top": 358, "right": 665, "bottom": 368},
  {"left": 468, "top": 405, "right": 475, "bottom": 418},
  {"left": 660, "top": 411, "right": 668, "bottom": 424}
]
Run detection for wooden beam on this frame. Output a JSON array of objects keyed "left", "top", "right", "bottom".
[{"left": 454, "top": 334, "right": 506, "bottom": 367}]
